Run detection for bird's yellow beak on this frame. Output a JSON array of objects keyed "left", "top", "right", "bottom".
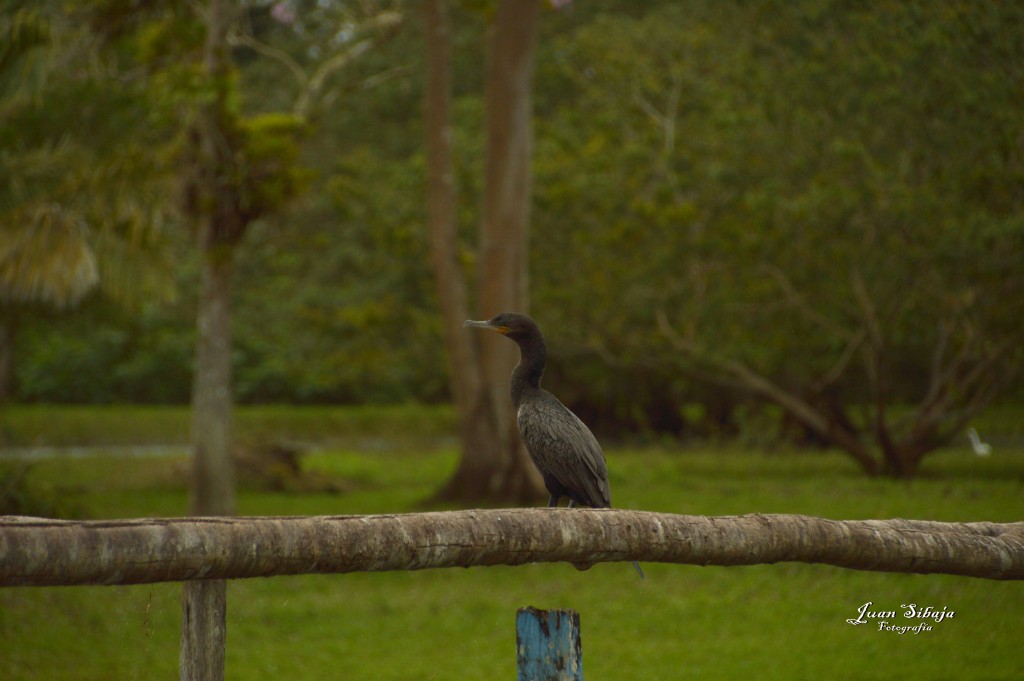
[{"left": 463, "top": 319, "right": 510, "bottom": 334}]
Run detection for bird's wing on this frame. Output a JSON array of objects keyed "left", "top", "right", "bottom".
[{"left": 517, "top": 392, "right": 611, "bottom": 508}]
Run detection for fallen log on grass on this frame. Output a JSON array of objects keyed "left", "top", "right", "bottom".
[{"left": 2, "top": 509, "right": 1023, "bottom": 586}]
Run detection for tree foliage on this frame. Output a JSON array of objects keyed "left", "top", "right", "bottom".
[
  {"left": 1, "top": 2, "right": 175, "bottom": 310},
  {"left": 530, "top": 1, "right": 1024, "bottom": 473},
  {"left": 7, "top": 1, "right": 1023, "bottom": 475}
]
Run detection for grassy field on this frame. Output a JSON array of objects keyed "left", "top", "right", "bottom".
[
  {"left": 0, "top": 403, "right": 460, "bottom": 448},
  {"left": 1, "top": 406, "right": 1023, "bottom": 680}
]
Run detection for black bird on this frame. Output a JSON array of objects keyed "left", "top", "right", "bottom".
[{"left": 464, "top": 312, "right": 644, "bottom": 578}]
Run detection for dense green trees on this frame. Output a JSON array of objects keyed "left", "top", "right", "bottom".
[
  {"left": 6, "top": 2, "right": 1022, "bottom": 475},
  {"left": 529, "top": 1, "right": 1024, "bottom": 475}
]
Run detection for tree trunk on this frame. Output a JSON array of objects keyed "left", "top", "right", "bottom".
[
  {"left": 0, "top": 307, "right": 15, "bottom": 403},
  {"left": 190, "top": 248, "right": 236, "bottom": 517},
  {"left": 427, "top": 0, "right": 543, "bottom": 504},
  {"left": 474, "top": 0, "right": 544, "bottom": 502},
  {"left": 182, "top": 3, "right": 238, "bottom": 680},
  {"left": 188, "top": 0, "right": 238, "bottom": 519},
  {"left": 423, "top": 0, "right": 492, "bottom": 502}
]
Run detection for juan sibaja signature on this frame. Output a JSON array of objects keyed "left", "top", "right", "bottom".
[{"left": 846, "top": 602, "right": 955, "bottom": 634}]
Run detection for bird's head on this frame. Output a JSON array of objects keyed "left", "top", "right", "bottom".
[{"left": 463, "top": 313, "right": 540, "bottom": 342}]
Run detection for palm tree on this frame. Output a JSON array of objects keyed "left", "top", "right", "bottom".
[{"left": 0, "top": 4, "right": 174, "bottom": 401}]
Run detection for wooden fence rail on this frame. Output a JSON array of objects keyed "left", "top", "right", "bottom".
[{"left": 3, "top": 509, "right": 1024, "bottom": 586}]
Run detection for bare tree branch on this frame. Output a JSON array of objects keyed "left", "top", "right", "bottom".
[
  {"left": 850, "top": 268, "right": 884, "bottom": 349},
  {"left": 2, "top": 511, "right": 1022, "bottom": 587},
  {"left": 923, "top": 320, "right": 951, "bottom": 408},
  {"left": 230, "top": 9, "right": 403, "bottom": 120},
  {"left": 634, "top": 67, "right": 682, "bottom": 157},
  {"left": 228, "top": 30, "right": 307, "bottom": 88},
  {"left": 815, "top": 328, "right": 866, "bottom": 390},
  {"left": 761, "top": 264, "right": 853, "bottom": 341},
  {"left": 656, "top": 309, "right": 881, "bottom": 474}
]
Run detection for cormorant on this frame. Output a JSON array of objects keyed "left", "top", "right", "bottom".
[{"left": 464, "top": 312, "right": 644, "bottom": 578}]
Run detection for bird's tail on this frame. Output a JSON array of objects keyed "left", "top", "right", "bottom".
[{"left": 632, "top": 560, "right": 645, "bottom": 579}]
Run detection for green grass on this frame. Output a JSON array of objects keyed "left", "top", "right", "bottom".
[
  {"left": 0, "top": 403, "right": 458, "bottom": 448},
  {"left": 2, "top": 407, "right": 1024, "bottom": 680}
]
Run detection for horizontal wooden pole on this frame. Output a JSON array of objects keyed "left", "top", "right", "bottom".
[{"left": 2, "top": 510, "right": 1023, "bottom": 586}]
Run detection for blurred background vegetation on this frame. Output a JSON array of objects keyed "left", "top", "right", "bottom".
[{"left": 2, "top": 0, "right": 1023, "bottom": 456}]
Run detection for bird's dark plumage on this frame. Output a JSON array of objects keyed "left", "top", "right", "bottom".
[
  {"left": 517, "top": 393, "right": 611, "bottom": 509},
  {"left": 464, "top": 312, "right": 644, "bottom": 578}
]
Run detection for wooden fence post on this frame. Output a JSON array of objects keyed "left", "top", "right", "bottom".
[
  {"left": 516, "top": 607, "right": 583, "bottom": 681},
  {"left": 180, "top": 579, "right": 227, "bottom": 681}
]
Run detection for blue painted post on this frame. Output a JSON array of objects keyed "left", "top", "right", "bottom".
[{"left": 516, "top": 607, "right": 583, "bottom": 681}]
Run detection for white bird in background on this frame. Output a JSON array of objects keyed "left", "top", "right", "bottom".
[{"left": 967, "top": 428, "right": 992, "bottom": 457}]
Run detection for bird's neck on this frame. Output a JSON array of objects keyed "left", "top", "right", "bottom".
[{"left": 510, "top": 335, "right": 546, "bottom": 408}]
